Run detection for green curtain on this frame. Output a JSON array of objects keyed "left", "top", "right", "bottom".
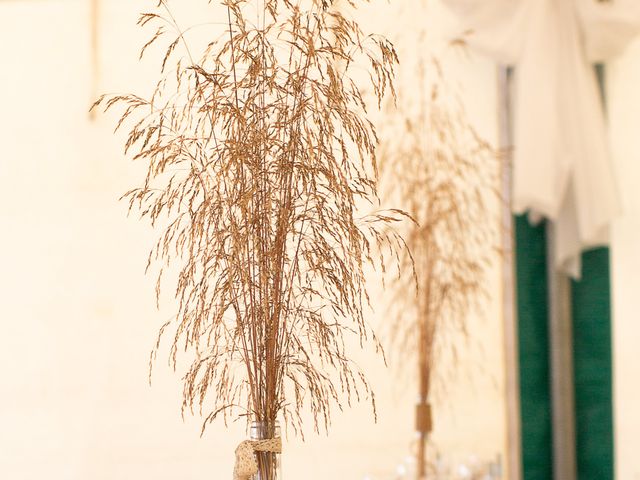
[
  {"left": 572, "top": 248, "right": 614, "bottom": 480},
  {"left": 570, "top": 64, "right": 614, "bottom": 480},
  {"left": 515, "top": 215, "right": 553, "bottom": 480}
]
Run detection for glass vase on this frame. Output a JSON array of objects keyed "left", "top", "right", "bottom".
[{"left": 250, "top": 421, "right": 282, "bottom": 480}]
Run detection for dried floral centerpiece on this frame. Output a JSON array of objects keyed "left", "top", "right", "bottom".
[
  {"left": 379, "top": 58, "right": 500, "bottom": 479},
  {"left": 95, "top": 0, "right": 404, "bottom": 478}
]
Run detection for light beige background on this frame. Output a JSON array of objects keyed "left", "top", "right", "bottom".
[
  {"left": 608, "top": 38, "right": 640, "bottom": 480},
  {"left": 0, "top": 0, "right": 515, "bottom": 478}
]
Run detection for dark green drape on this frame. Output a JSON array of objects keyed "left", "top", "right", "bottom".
[
  {"left": 572, "top": 248, "right": 614, "bottom": 480},
  {"left": 515, "top": 215, "right": 553, "bottom": 480}
]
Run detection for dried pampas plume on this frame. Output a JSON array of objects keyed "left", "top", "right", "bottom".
[{"left": 93, "top": 0, "right": 408, "bottom": 460}]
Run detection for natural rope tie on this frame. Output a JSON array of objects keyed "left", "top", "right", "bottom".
[{"left": 233, "top": 437, "right": 282, "bottom": 480}]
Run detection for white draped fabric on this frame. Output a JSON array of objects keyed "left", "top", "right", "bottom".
[{"left": 443, "top": 0, "right": 640, "bottom": 277}]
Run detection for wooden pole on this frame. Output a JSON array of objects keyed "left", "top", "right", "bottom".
[{"left": 497, "top": 66, "right": 523, "bottom": 480}]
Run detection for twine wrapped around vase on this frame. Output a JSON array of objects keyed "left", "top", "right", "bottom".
[{"left": 233, "top": 437, "right": 282, "bottom": 480}]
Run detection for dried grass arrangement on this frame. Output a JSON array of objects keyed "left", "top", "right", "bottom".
[
  {"left": 379, "top": 58, "right": 500, "bottom": 479},
  {"left": 94, "top": 0, "right": 404, "bottom": 477}
]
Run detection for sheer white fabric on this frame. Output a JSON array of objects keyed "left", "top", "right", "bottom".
[{"left": 443, "top": 0, "right": 640, "bottom": 277}]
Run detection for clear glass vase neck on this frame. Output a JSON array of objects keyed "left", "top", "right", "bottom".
[{"left": 249, "top": 420, "right": 282, "bottom": 480}]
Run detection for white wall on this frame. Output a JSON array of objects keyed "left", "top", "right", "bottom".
[{"left": 0, "top": 1, "right": 507, "bottom": 479}]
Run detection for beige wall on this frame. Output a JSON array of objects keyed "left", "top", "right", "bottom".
[
  {"left": 608, "top": 37, "right": 640, "bottom": 480},
  {"left": 0, "top": 1, "right": 507, "bottom": 478}
]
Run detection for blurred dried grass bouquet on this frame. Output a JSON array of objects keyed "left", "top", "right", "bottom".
[
  {"left": 379, "top": 57, "right": 500, "bottom": 479},
  {"left": 94, "top": 0, "right": 404, "bottom": 477}
]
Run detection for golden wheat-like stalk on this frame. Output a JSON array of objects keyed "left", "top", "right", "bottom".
[{"left": 94, "top": 2, "right": 406, "bottom": 475}]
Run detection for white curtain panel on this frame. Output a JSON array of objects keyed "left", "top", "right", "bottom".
[{"left": 442, "top": 0, "right": 640, "bottom": 277}]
